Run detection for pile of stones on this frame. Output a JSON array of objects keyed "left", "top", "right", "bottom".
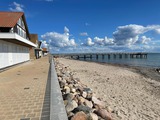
[{"left": 54, "top": 58, "right": 113, "bottom": 120}]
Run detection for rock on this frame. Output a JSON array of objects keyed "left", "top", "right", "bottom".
[
  {"left": 94, "top": 109, "right": 112, "bottom": 120},
  {"left": 66, "top": 100, "right": 78, "bottom": 113},
  {"left": 64, "top": 76, "right": 70, "bottom": 82},
  {"left": 84, "top": 99, "right": 93, "bottom": 108},
  {"left": 106, "top": 106, "right": 114, "bottom": 113},
  {"left": 68, "top": 84, "right": 74, "bottom": 89},
  {"left": 77, "top": 86, "right": 84, "bottom": 93},
  {"left": 84, "top": 88, "right": 92, "bottom": 93},
  {"left": 68, "top": 112, "right": 75, "bottom": 119},
  {"left": 71, "top": 111, "right": 88, "bottom": 120},
  {"left": 59, "top": 80, "right": 66, "bottom": 88},
  {"left": 92, "top": 96, "right": 105, "bottom": 108},
  {"left": 82, "top": 91, "right": 87, "bottom": 98},
  {"left": 86, "top": 92, "right": 93, "bottom": 100},
  {"left": 88, "top": 113, "right": 98, "bottom": 120},
  {"left": 71, "top": 88, "right": 76, "bottom": 93},
  {"left": 57, "top": 72, "right": 63, "bottom": 77},
  {"left": 73, "top": 105, "right": 92, "bottom": 114},
  {"left": 63, "top": 93, "right": 75, "bottom": 101},
  {"left": 64, "top": 100, "right": 68, "bottom": 106},
  {"left": 55, "top": 60, "right": 113, "bottom": 120},
  {"left": 84, "top": 88, "right": 93, "bottom": 99},
  {"left": 73, "top": 95, "right": 79, "bottom": 103},
  {"left": 64, "top": 86, "right": 71, "bottom": 94},
  {"left": 58, "top": 76, "right": 62, "bottom": 81},
  {"left": 64, "top": 71, "right": 70, "bottom": 77},
  {"left": 78, "top": 96, "right": 86, "bottom": 105}
]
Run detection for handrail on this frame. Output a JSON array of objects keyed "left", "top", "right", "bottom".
[{"left": 50, "top": 56, "right": 68, "bottom": 120}]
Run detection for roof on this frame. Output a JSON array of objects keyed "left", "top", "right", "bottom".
[
  {"left": 0, "top": 12, "right": 24, "bottom": 27},
  {"left": 42, "top": 48, "right": 48, "bottom": 52}
]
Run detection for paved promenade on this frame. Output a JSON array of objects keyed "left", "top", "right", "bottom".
[{"left": 0, "top": 57, "right": 50, "bottom": 120}]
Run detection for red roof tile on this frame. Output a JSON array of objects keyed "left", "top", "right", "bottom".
[{"left": 0, "top": 12, "right": 23, "bottom": 27}]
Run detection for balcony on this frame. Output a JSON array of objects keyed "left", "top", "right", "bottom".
[{"left": 0, "top": 33, "right": 37, "bottom": 47}]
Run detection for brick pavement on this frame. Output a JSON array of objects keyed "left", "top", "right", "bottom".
[{"left": 0, "top": 57, "right": 50, "bottom": 120}]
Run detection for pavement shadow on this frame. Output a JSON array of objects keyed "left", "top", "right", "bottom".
[{"left": 40, "top": 65, "right": 51, "bottom": 120}]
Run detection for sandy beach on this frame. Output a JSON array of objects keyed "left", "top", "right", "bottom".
[{"left": 58, "top": 58, "right": 160, "bottom": 120}]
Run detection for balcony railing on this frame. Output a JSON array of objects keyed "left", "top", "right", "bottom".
[{"left": 0, "top": 33, "right": 37, "bottom": 47}]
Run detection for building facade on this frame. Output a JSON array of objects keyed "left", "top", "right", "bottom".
[
  {"left": 29, "top": 34, "right": 43, "bottom": 59},
  {"left": 0, "top": 12, "right": 37, "bottom": 69}
]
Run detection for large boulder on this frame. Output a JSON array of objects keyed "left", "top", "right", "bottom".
[
  {"left": 92, "top": 96, "right": 105, "bottom": 108},
  {"left": 71, "top": 111, "right": 88, "bottom": 120},
  {"left": 73, "top": 105, "right": 92, "bottom": 114},
  {"left": 66, "top": 100, "right": 78, "bottom": 113},
  {"left": 94, "top": 108, "right": 112, "bottom": 120}
]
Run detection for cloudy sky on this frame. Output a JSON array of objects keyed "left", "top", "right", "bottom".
[{"left": 1, "top": 0, "right": 160, "bottom": 53}]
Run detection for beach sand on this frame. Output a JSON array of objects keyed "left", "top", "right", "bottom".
[{"left": 58, "top": 58, "right": 160, "bottom": 120}]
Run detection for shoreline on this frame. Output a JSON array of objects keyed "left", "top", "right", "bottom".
[
  {"left": 58, "top": 57, "right": 160, "bottom": 120},
  {"left": 73, "top": 58, "right": 160, "bottom": 98},
  {"left": 73, "top": 58, "right": 160, "bottom": 82}
]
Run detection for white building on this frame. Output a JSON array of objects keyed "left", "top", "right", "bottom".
[{"left": 0, "top": 11, "right": 37, "bottom": 69}]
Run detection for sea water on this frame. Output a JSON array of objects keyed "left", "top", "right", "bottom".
[{"left": 79, "top": 53, "right": 160, "bottom": 68}]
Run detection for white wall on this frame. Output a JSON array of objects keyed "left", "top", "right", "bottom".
[{"left": 0, "top": 40, "right": 30, "bottom": 69}]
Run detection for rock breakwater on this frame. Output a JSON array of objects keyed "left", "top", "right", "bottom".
[{"left": 54, "top": 58, "right": 113, "bottom": 120}]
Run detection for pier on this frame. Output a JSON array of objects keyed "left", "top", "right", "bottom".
[{"left": 53, "top": 52, "right": 148, "bottom": 60}]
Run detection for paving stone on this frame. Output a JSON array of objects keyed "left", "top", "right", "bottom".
[
  {"left": 30, "top": 117, "right": 40, "bottom": 120},
  {"left": 0, "top": 57, "right": 50, "bottom": 120},
  {"left": 20, "top": 118, "right": 30, "bottom": 120},
  {"left": 27, "top": 114, "right": 36, "bottom": 117}
]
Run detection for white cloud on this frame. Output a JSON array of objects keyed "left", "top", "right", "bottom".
[
  {"left": 155, "top": 28, "right": 160, "bottom": 34},
  {"left": 140, "top": 36, "right": 151, "bottom": 44},
  {"left": 113, "top": 24, "right": 160, "bottom": 46},
  {"left": 93, "top": 36, "right": 114, "bottom": 46},
  {"left": 41, "top": 27, "right": 76, "bottom": 49},
  {"left": 146, "top": 25, "right": 160, "bottom": 32},
  {"left": 113, "top": 24, "right": 145, "bottom": 45},
  {"left": 82, "top": 37, "right": 94, "bottom": 46},
  {"left": 42, "top": 24, "right": 160, "bottom": 53},
  {"left": 64, "top": 26, "right": 69, "bottom": 34},
  {"left": 41, "top": 40, "right": 48, "bottom": 48},
  {"left": 86, "top": 37, "right": 94, "bottom": 46},
  {"left": 104, "top": 37, "right": 115, "bottom": 45},
  {"left": 79, "top": 32, "right": 88, "bottom": 36},
  {"left": 9, "top": 2, "right": 24, "bottom": 12},
  {"left": 85, "top": 23, "right": 90, "bottom": 26},
  {"left": 94, "top": 37, "right": 104, "bottom": 45}
]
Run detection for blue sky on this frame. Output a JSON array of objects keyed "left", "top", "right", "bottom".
[{"left": 1, "top": 0, "right": 160, "bottom": 53}]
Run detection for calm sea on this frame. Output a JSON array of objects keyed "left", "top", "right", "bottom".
[{"left": 79, "top": 53, "right": 160, "bottom": 68}]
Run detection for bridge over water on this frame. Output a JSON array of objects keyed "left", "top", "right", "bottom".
[{"left": 52, "top": 52, "right": 148, "bottom": 59}]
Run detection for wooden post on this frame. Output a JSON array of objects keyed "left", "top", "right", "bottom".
[
  {"left": 125, "top": 54, "right": 128, "bottom": 58},
  {"left": 90, "top": 55, "right": 92, "bottom": 59},
  {"left": 119, "top": 54, "right": 122, "bottom": 59},
  {"left": 108, "top": 54, "right": 110, "bottom": 59},
  {"left": 96, "top": 55, "right": 98, "bottom": 59},
  {"left": 102, "top": 54, "right": 104, "bottom": 59}
]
